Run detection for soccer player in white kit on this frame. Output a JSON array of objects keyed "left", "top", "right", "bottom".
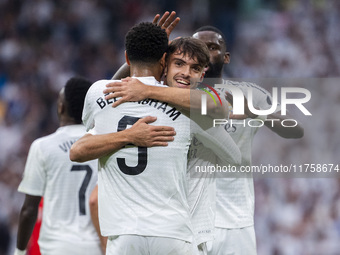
[
  {"left": 15, "top": 77, "right": 102, "bottom": 255},
  {"left": 76, "top": 23, "right": 240, "bottom": 254},
  {"left": 103, "top": 37, "right": 242, "bottom": 255},
  {"left": 192, "top": 26, "right": 304, "bottom": 255},
  {"left": 81, "top": 22, "right": 197, "bottom": 255}
]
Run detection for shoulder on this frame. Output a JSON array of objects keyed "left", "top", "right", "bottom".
[
  {"left": 225, "top": 80, "right": 270, "bottom": 96},
  {"left": 83, "top": 79, "right": 115, "bottom": 110},
  {"left": 88, "top": 79, "right": 114, "bottom": 93},
  {"left": 27, "top": 132, "right": 57, "bottom": 155},
  {"left": 31, "top": 132, "right": 56, "bottom": 146}
]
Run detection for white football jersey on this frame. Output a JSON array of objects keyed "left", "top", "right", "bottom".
[
  {"left": 215, "top": 80, "right": 279, "bottom": 228},
  {"left": 18, "top": 125, "right": 100, "bottom": 251},
  {"left": 187, "top": 124, "right": 241, "bottom": 245},
  {"left": 83, "top": 77, "right": 199, "bottom": 242}
]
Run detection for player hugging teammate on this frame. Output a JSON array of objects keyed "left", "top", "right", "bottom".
[{"left": 15, "top": 11, "right": 303, "bottom": 255}]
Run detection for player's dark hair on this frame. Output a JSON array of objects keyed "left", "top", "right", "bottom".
[
  {"left": 64, "top": 77, "right": 92, "bottom": 124},
  {"left": 193, "top": 25, "right": 227, "bottom": 50},
  {"left": 125, "top": 22, "right": 168, "bottom": 64},
  {"left": 167, "top": 37, "right": 210, "bottom": 68}
]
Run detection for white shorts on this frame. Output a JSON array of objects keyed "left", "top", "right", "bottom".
[
  {"left": 206, "top": 226, "right": 257, "bottom": 255},
  {"left": 107, "top": 235, "right": 197, "bottom": 255},
  {"left": 39, "top": 240, "right": 102, "bottom": 255}
]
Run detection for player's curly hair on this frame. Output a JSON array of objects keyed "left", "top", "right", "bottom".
[
  {"left": 64, "top": 77, "right": 92, "bottom": 124},
  {"left": 193, "top": 25, "right": 228, "bottom": 50},
  {"left": 167, "top": 37, "right": 210, "bottom": 68},
  {"left": 125, "top": 22, "right": 168, "bottom": 64}
]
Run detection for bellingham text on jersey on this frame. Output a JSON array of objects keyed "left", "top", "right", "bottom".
[{"left": 96, "top": 95, "right": 182, "bottom": 121}]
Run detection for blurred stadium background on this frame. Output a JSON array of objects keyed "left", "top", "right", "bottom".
[{"left": 0, "top": 0, "right": 339, "bottom": 254}]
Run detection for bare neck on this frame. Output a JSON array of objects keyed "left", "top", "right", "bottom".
[
  {"left": 59, "top": 116, "right": 77, "bottom": 127},
  {"left": 130, "top": 65, "right": 162, "bottom": 82}
]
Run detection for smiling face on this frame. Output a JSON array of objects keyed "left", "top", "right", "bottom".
[
  {"left": 165, "top": 51, "right": 205, "bottom": 89},
  {"left": 192, "top": 31, "right": 230, "bottom": 78}
]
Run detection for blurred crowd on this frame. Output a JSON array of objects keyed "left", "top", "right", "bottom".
[
  {"left": 252, "top": 80, "right": 340, "bottom": 255},
  {"left": 0, "top": 0, "right": 339, "bottom": 254},
  {"left": 230, "top": 0, "right": 340, "bottom": 78}
]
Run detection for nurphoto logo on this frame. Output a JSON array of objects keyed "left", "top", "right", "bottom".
[{"left": 200, "top": 83, "right": 312, "bottom": 128}]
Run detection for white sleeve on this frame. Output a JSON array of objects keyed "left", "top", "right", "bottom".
[
  {"left": 191, "top": 122, "right": 241, "bottom": 165},
  {"left": 18, "top": 140, "right": 46, "bottom": 196},
  {"left": 82, "top": 79, "right": 118, "bottom": 131},
  {"left": 82, "top": 88, "right": 95, "bottom": 132},
  {"left": 87, "top": 128, "right": 97, "bottom": 135}
]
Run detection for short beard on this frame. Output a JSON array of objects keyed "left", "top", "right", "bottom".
[{"left": 204, "top": 62, "right": 224, "bottom": 78}]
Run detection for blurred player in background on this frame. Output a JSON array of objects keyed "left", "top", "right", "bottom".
[
  {"left": 193, "top": 26, "right": 304, "bottom": 255},
  {"left": 15, "top": 77, "right": 102, "bottom": 255}
]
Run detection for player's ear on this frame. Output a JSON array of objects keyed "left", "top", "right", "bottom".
[
  {"left": 59, "top": 101, "right": 65, "bottom": 115},
  {"left": 164, "top": 65, "right": 168, "bottom": 77},
  {"left": 160, "top": 52, "right": 167, "bottom": 70},
  {"left": 57, "top": 97, "right": 65, "bottom": 117},
  {"left": 57, "top": 88, "right": 65, "bottom": 116},
  {"left": 200, "top": 71, "right": 205, "bottom": 82},
  {"left": 125, "top": 51, "right": 131, "bottom": 66},
  {"left": 224, "top": 52, "right": 230, "bottom": 64}
]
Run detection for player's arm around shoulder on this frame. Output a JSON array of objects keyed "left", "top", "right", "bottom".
[
  {"left": 104, "top": 78, "right": 229, "bottom": 120},
  {"left": 103, "top": 77, "right": 192, "bottom": 110},
  {"left": 103, "top": 77, "right": 153, "bottom": 107}
]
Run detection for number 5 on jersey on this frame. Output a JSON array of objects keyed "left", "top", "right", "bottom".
[{"left": 117, "top": 115, "right": 147, "bottom": 175}]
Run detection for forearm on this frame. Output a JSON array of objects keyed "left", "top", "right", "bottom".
[
  {"left": 144, "top": 86, "right": 189, "bottom": 108},
  {"left": 264, "top": 112, "right": 304, "bottom": 138},
  {"left": 89, "top": 186, "right": 107, "bottom": 254},
  {"left": 17, "top": 206, "right": 39, "bottom": 250},
  {"left": 147, "top": 86, "right": 228, "bottom": 118},
  {"left": 194, "top": 125, "right": 241, "bottom": 166},
  {"left": 70, "top": 132, "right": 130, "bottom": 162},
  {"left": 209, "top": 127, "right": 241, "bottom": 165}
]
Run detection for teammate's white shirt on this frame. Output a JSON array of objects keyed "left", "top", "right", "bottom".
[
  {"left": 215, "top": 80, "right": 280, "bottom": 228},
  {"left": 83, "top": 77, "right": 205, "bottom": 242},
  {"left": 187, "top": 124, "right": 241, "bottom": 245},
  {"left": 18, "top": 125, "right": 100, "bottom": 252}
]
